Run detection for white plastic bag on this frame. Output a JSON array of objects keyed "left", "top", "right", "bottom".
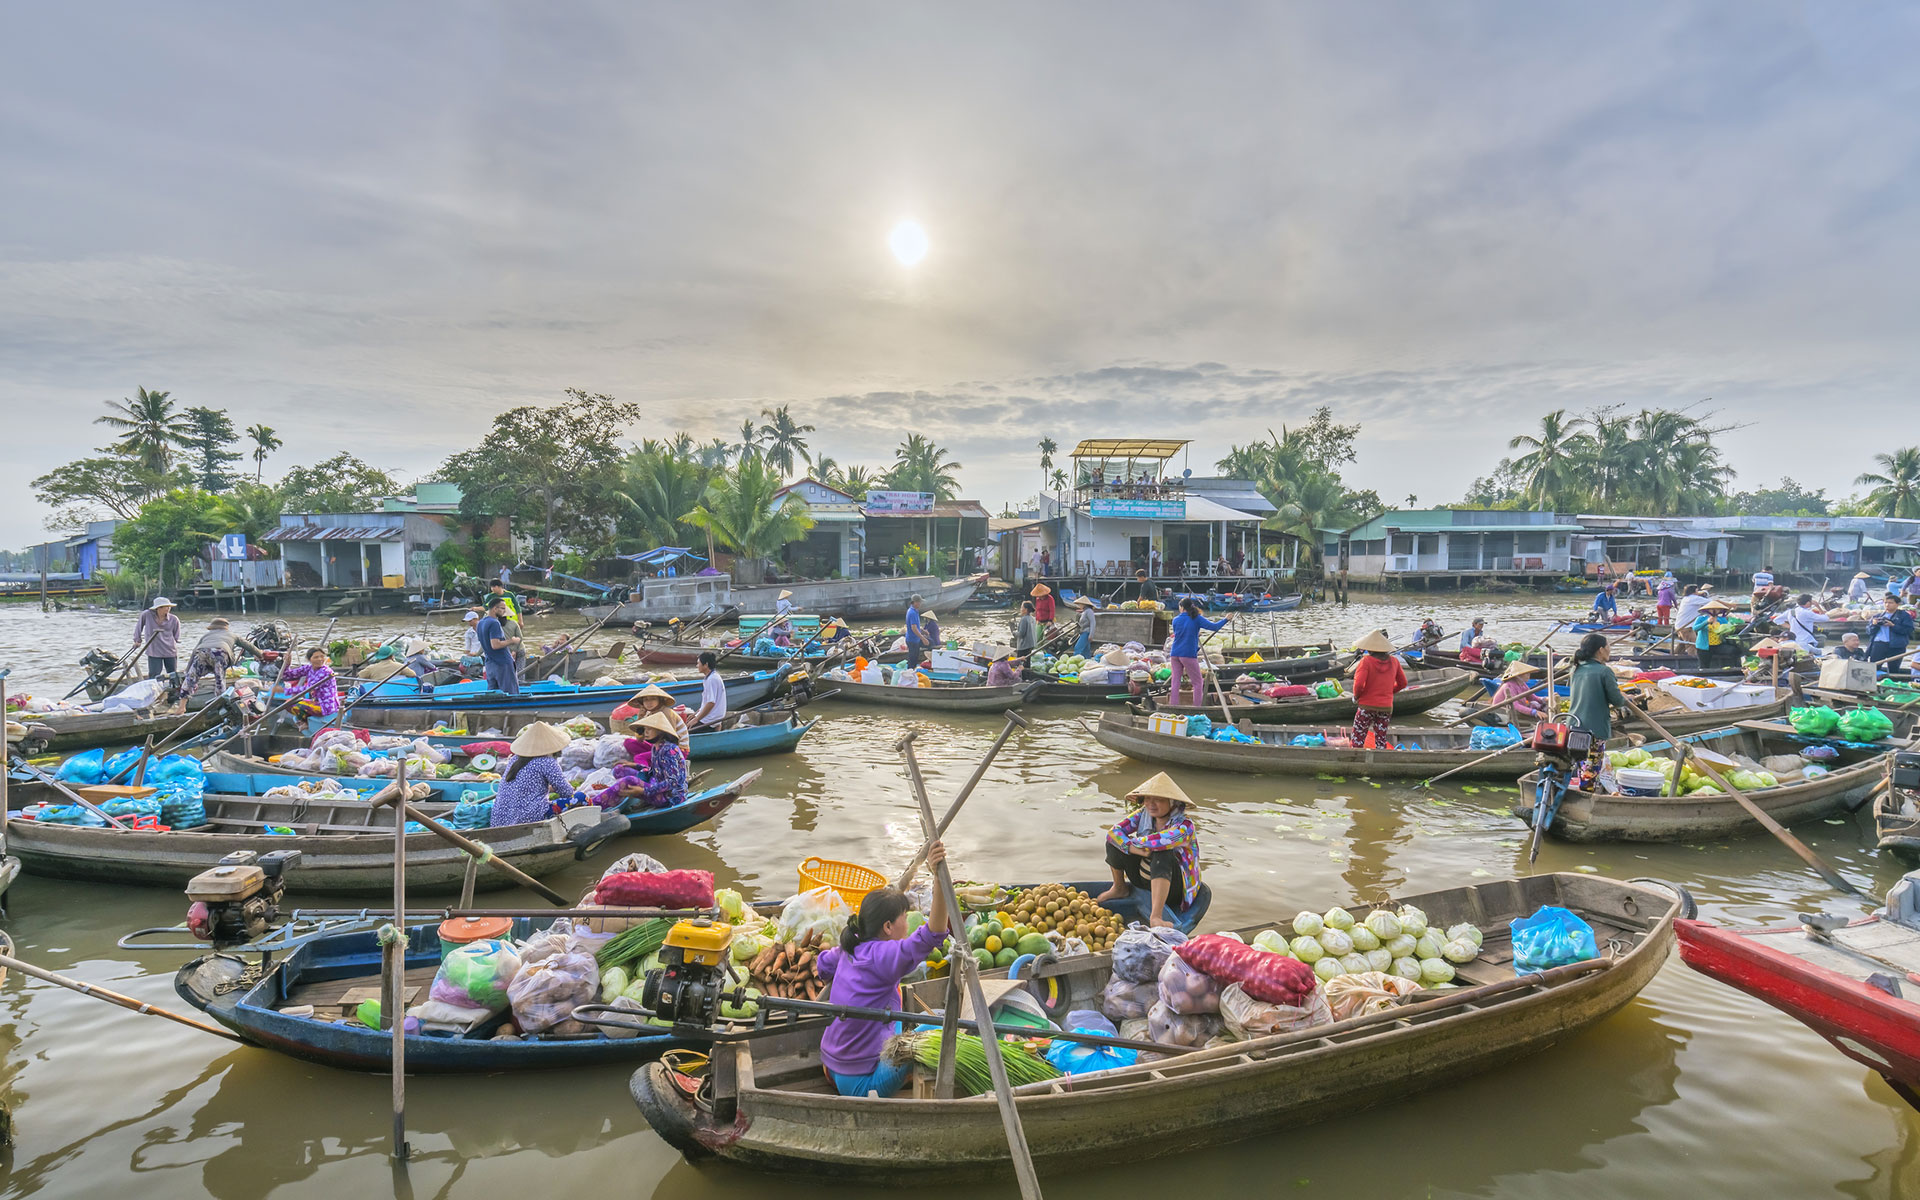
[
  {"left": 592, "top": 734, "right": 632, "bottom": 769},
  {"left": 1322, "top": 971, "right": 1421, "bottom": 1022},
  {"left": 1218, "top": 982, "right": 1332, "bottom": 1038},
  {"left": 775, "top": 887, "right": 853, "bottom": 943},
  {"left": 601, "top": 852, "right": 668, "bottom": 878},
  {"left": 1146, "top": 1000, "right": 1221, "bottom": 1049},
  {"left": 1100, "top": 975, "right": 1159, "bottom": 1022}
]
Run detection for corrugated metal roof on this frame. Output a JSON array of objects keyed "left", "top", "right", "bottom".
[
  {"left": 262, "top": 525, "right": 406, "bottom": 542},
  {"left": 1069, "top": 439, "right": 1189, "bottom": 460}
]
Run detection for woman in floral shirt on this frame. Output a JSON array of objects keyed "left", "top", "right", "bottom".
[
  {"left": 621, "top": 711, "right": 689, "bottom": 809},
  {"left": 1096, "top": 771, "right": 1201, "bottom": 928},
  {"left": 279, "top": 648, "right": 341, "bottom": 718}
]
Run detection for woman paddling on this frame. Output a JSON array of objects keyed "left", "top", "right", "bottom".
[
  {"left": 1097, "top": 772, "right": 1202, "bottom": 929},
  {"left": 1167, "top": 597, "right": 1229, "bottom": 708},
  {"left": 1566, "top": 632, "right": 1630, "bottom": 790},
  {"left": 815, "top": 842, "right": 950, "bottom": 1097}
]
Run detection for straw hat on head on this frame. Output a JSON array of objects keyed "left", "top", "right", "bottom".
[
  {"left": 630, "top": 710, "right": 683, "bottom": 742},
  {"left": 628, "top": 683, "right": 676, "bottom": 708},
  {"left": 1698, "top": 584, "right": 1715, "bottom": 592},
  {"left": 1703, "top": 598, "right": 1734, "bottom": 612},
  {"left": 778, "top": 589, "right": 794, "bottom": 600},
  {"left": 150, "top": 597, "right": 175, "bottom": 610},
  {"left": 1101, "top": 646, "right": 1131, "bottom": 666},
  {"left": 1071, "top": 595, "right": 1095, "bottom": 608},
  {"left": 406, "top": 637, "right": 430, "bottom": 656},
  {"left": 1127, "top": 771, "right": 1193, "bottom": 808},
  {"left": 1855, "top": 572, "right": 1871, "bottom": 580},
  {"left": 509, "top": 721, "right": 571, "bottom": 758},
  {"left": 1501, "top": 660, "right": 1541, "bottom": 680},
  {"left": 1031, "top": 584, "right": 1051, "bottom": 596},
  {"left": 1353, "top": 629, "right": 1395, "bottom": 654}
]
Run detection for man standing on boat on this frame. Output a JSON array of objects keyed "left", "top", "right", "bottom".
[
  {"left": 903, "top": 594, "right": 927, "bottom": 670},
  {"left": 459, "top": 609, "right": 485, "bottom": 675},
  {"left": 690, "top": 650, "right": 728, "bottom": 731},
  {"left": 131, "top": 597, "right": 182, "bottom": 679},
  {"left": 476, "top": 597, "right": 522, "bottom": 695},
  {"left": 1132, "top": 568, "right": 1160, "bottom": 606}
]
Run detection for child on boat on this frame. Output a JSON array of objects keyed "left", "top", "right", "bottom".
[{"left": 816, "top": 844, "right": 950, "bottom": 1097}]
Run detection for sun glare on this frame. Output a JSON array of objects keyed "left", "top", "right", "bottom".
[{"left": 888, "top": 219, "right": 929, "bottom": 267}]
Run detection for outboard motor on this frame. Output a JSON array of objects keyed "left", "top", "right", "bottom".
[
  {"left": 75, "top": 647, "right": 123, "bottom": 702},
  {"left": 185, "top": 849, "right": 301, "bottom": 947}
]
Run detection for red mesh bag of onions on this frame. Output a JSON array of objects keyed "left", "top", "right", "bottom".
[{"left": 1173, "top": 934, "right": 1318, "bottom": 1004}]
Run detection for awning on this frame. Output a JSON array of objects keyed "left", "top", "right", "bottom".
[
  {"left": 1188, "top": 487, "right": 1276, "bottom": 514},
  {"left": 618, "top": 547, "right": 708, "bottom": 565},
  {"left": 1180, "top": 495, "right": 1265, "bottom": 523},
  {"left": 1069, "top": 439, "right": 1190, "bottom": 461},
  {"left": 263, "top": 525, "right": 404, "bottom": 542}
]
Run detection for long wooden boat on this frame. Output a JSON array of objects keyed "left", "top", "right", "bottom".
[
  {"left": 1514, "top": 723, "right": 1892, "bottom": 843},
  {"left": 1210, "top": 647, "right": 1345, "bottom": 683},
  {"left": 1677, "top": 910, "right": 1920, "bottom": 1108},
  {"left": 5, "top": 770, "right": 758, "bottom": 890},
  {"left": 1141, "top": 667, "right": 1479, "bottom": 723},
  {"left": 1463, "top": 677, "right": 1796, "bottom": 738},
  {"left": 1095, "top": 712, "right": 1538, "bottom": 778},
  {"left": 0, "top": 854, "right": 17, "bottom": 905},
  {"left": 345, "top": 670, "right": 784, "bottom": 718},
  {"left": 816, "top": 677, "right": 1041, "bottom": 712},
  {"left": 629, "top": 873, "right": 1681, "bottom": 1181},
  {"left": 175, "top": 918, "right": 702, "bottom": 1073},
  {"left": 10, "top": 700, "right": 227, "bottom": 755}
]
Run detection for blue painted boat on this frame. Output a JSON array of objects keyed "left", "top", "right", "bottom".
[
  {"left": 174, "top": 918, "right": 698, "bottom": 1073},
  {"left": 345, "top": 669, "right": 786, "bottom": 717},
  {"left": 688, "top": 714, "right": 815, "bottom": 759},
  {"left": 1567, "top": 622, "right": 1633, "bottom": 634},
  {"left": 624, "top": 770, "right": 761, "bottom": 835}
]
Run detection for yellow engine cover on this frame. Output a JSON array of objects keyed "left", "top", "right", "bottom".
[{"left": 664, "top": 918, "right": 732, "bottom": 966}]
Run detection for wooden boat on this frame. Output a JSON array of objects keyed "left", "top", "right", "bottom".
[
  {"left": 1141, "top": 667, "right": 1479, "bottom": 723},
  {"left": 10, "top": 700, "right": 227, "bottom": 755},
  {"left": 1209, "top": 646, "right": 1345, "bottom": 683},
  {"left": 816, "top": 677, "right": 1042, "bottom": 712},
  {"left": 1514, "top": 723, "right": 1893, "bottom": 842},
  {"left": 174, "top": 918, "right": 702, "bottom": 1073},
  {"left": 1875, "top": 788, "right": 1920, "bottom": 860},
  {"left": 345, "top": 670, "right": 785, "bottom": 718},
  {"left": 1095, "top": 712, "right": 1536, "bottom": 779},
  {"left": 630, "top": 873, "right": 1682, "bottom": 1181},
  {"left": 1462, "top": 677, "right": 1796, "bottom": 737},
  {"left": 1677, "top": 906, "right": 1920, "bottom": 1108},
  {"left": 0, "top": 854, "right": 17, "bottom": 906}
]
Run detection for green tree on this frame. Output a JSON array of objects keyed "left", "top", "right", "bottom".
[
  {"left": 683, "top": 455, "right": 816, "bottom": 583},
  {"left": 96, "top": 387, "right": 194, "bottom": 474},
  {"left": 1723, "top": 478, "right": 1829, "bottom": 517},
  {"left": 1051, "top": 467, "right": 1068, "bottom": 491},
  {"left": 438, "top": 389, "right": 642, "bottom": 560},
  {"left": 279, "top": 452, "right": 402, "bottom": 512},
  {"left": 757, "top": 404, "right": 815, "bottom": 476},
  {"left": 617, "top": 442, "right": 713, "bottom": 547},
  {"left": 111, "top": 488, "right": 226, "bottom": 590},
  {"left": 31, "top": 453, "right": 180, "bottom": 526},
  {"left": 245, "top": 424, "right": 283, "bottom": 482},
  {"left": 1038, "top": 436, "right": 1058, "bottom": 495},
  {"left": 832, "top": 464, "right": 879, "bottom": 500},
  {"left": 206, "top": 481, "right": 286, "bottom": 547},
  {"left": 1857, "top": 448, "right": 1920, "bottom": 519},
  {"left": 888, "top": 435, "right": 963, "bottom": 499},
  {"left": 181, "top": 405, "right": 243, "bottom": 491},
  {"left": 735, "top": 419, "right": 763, "bottom": 462},
  {"left": 1507, "top": 409, "right": 1588, "bottom": 510}
]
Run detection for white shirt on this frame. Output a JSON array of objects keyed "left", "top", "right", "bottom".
[
  {"left": 1674, "top": 594, "right": 1708, "bottom": 631},
  {"left": 697, "top": 670, "right": 727, "bottom": 725},
  {"left": 463, "top": 627, "right": 482, "bottom": 655},
  {"left": 1753, "top": 572, "right": 1774, "bottom": 589},
  {"left": 1848, "top": 579, "right": 1870, "bottom": 603},
  {"left": 1784, "top": 605, "right": 1829, "bottom": 651}
]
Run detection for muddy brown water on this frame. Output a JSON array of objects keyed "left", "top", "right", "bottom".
[{"left": 1, "top": 596, "right": 1917, "bottom": 1197}]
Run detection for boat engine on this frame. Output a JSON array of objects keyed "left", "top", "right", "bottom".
[
  {"left": 639, "top": 918, "right": 734, "bottom": 1026},
  {"left": 185, "top": 850, "right": 301, "bottom": 947},
  {"left": 75, "top": 647, "right": 123, "bottom": 701}
]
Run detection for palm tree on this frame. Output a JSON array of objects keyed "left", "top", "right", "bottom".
[
  {"left": 683, "top": 455, "right": 816, "bottom": 583},
  {"left": 1507, "top": 410, "right": 1588, "bottom": 511},
  {"left": 694, "top": 437, "right": 732, "bottom": 469},
  {"left": 813, "top": 455, "right": 840, "bottom": 485},
  {"left": 888, "top": 435, "right": 963, "bottom": 499},
  {"left": 618, "top": 446, "right": 713, "bottom": 547},
  {"left": 1265, "top": 468, "right": 1362, "bottom": 566},
  {"left": 197, "top": 481, "right": 286, "bottom": 547},
  {"left": 836, "top": 465, "right": 878, "bottom": 500},
  {"left": 97, "top": 387, "right": 193, "bottom": 475},
  {"left": 1051, "top": 467, "right": 1068, "bottom": 491},
  {"left": 1038, "top": 436, "right": 1058, "bottom": 495},
  {"left": 758, "top": 404, "right": 815, "bottom": 477},
  {"left": 244, "top": 423, "right": 282, "bottom": 482},
  {"left": 1858, "top": 448, "right": 1920, "bottom": 519},
  {"left": 735, "top": 419, "right": 763, "bottom": 462}
]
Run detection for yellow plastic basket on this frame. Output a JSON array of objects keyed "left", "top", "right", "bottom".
[{"left": 798, "top": 857, "right": 886, "bottom": 908}]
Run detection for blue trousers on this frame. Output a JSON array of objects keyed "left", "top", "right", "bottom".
[
  {"left": 829, "top": 1057, "right": 912, "bottom": 1097},
  {"left": 1074, "top": 631, "right": 1092, "bottom": 657}
]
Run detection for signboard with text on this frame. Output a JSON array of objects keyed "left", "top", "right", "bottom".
[
  {"left": 864, "top": 490, "right": 934, "bottom": 515},
  {"left": 1090, "top": 498, "right": 1185, "bottom": 520}
]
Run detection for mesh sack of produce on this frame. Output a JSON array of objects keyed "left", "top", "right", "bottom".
[
  {"left": 1111, "top": 924, "right": 1187, "bottom": 984},
  {"left": 1510, "top": 905, "right": 1599, "bottom": 975},
  {"left": 1100, "top": 975, "right": 1160, "bottom": 1022},
  {"left": 1322, "top": 971, "right": 1422, "bottom": 1021},
  {"left": 1788, "top": 705, "right": 1841, "bottom": 737},
  {"left": 774, "top": 886, "right": 853, "bottom": 943},
  {"left": 506, "top": 945, "right": 599, "bottom": 1033},
  {"left": 594, "top": 869, "right": 715, "bottom": 909},
  {"left": 1218, "top": 981, "right": 1333, "bottom": 1039},
  {"left": 1146, "top": 1000, "right": 1222, "bottom": 1049},
  {"left": 428, "top": 938, "right": 522, "bottom": 1013},
  {"left": 1174, "top": 933, "right": 1318, "bottom": 1004},
  {"left": 445, "top": 796, "right": 494, "bottom": 830},
  {"left": 1157, "top": 952, "right": 1222, "bottom": 1014}
]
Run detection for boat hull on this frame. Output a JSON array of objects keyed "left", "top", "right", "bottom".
[
  {"left": 1144, "top": 668, "right": 1478, "bottom": 723},
  {"left": 1094, "top": 713, "right": 1528, "bottom": 778},
  {"left": 817, "top": 678, "right": 1039, "bottom": 711},
  {"left": 18, "top": 703, "right": 225, "bottom": 753},
  {"left": 347, "top": 671, "right": 782, "bottom": 717}
]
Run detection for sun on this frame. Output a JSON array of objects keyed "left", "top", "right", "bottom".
[{"left": 888, "top": 219, "right": 929, "bottom": 267}]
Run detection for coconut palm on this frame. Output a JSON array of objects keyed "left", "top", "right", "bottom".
[
  {"left": 197, "top": 481, "right": 286, "bottom": 547},
  {"left": 245, "top": 424, "right": 282, "bottom": 482},
  {"left": 735, "top": 419, "right": 763, "bottom": 462},
  {"left": 1038, "top": 436, "right": 1058, "bottom": 495},
  {"left": 1857, "top": 448, "right": 1920, "bottom": 519},
  {"left": 1051, "top": 467, "right": 1068, "bottom": 491},
  {"left": 683, "top": 455, "right": 816, "bottom": 583},
  {"left": 758, "top": 405, "right": 815, "bottom": 476},
  {"left": 888, "top": 435, "right": 963, "bottom": 500},
  {"left": 618, "top": 446, "right": 713, "bottom": 547},
  {"left": 97, "top": 387, "right": 194, "bottom": 475},
  {"left": 1507, "top": 410, "right": 1588, "bottom": 511},
  {"left": 835, "top": 464, "right": 879, "bottom": 500}
]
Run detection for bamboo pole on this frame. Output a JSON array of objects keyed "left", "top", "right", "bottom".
[
  {"left": 894, "top": 710, "right": 1030, "bottom": 889},
  {"left": 369, "top": 786, "right": 571, "bottom": 906},
  {"left": 0, "top": 951, "right": 244, "bottom": 1042},
  {"left": 387, "top": 756, "right": 409, "bottom": 1160}
]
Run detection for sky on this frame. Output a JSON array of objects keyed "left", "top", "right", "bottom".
[{"left": 3, "top": 3, "right": 1919, "bottom": 546}]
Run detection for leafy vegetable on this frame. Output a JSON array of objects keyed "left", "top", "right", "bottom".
[
  {"left": 1419, "top": 958, "right": 1456, "bottom": 985},
  {"left": 1364, "top": 909, "right": 1403, "bottom": 940},
  {"left": 1292, "top": 911, "right": 1325, "bottom": 937},
  {"left": 1290, "top": 935, "right": 1326, "bottom": 963},
  {"left": 1322, "top": 906, "right": 1356, "bottom": 932}
]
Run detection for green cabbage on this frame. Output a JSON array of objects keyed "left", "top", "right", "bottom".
[
  {"left": 730, "top": 931, "right": 769, "bottom": 964},
  {"left": 1444, "top": 923, "right": 1483, "bottom": 948},
  {"left": 1290, "top": 935, "right": 1325, "bottom": 963},
  {"left": 1323, "top": 906, "right": 1356, "bottom": 931},
  {"left": 1317, "top": 929, "right": 1354, "bottom": 957},
  {"left": 1363, "top": 948, "right": 1393, "bottom": 973},
  {"left": 714, "top": 887, "right": 746, "bottom": 920},
  {"left": 1419, "top": 957, "right": 1456, "bottom": 985},
  {"left": 1390, "top": 956, "right": 1422, "bottom": 980},
  {"left": 1292, "top": 911, "right": 1325, "bottom": 937},
  {"left": 1442, "top": 938, "right": 1479, "bottom": 964},
  {"left": 1364, "top": 909, "right": 1403, "bottom": 940},
  {"left": 1251, "top": 929, "right": 1290, "bottom": 955},
  {"left": 1312, "top": 956, "right": 1342, "bottom": 981},
  {"left": 1385, "top": 934, "right": 1418, "bottom": 959},
  {"left": 1413, "top": 933, "right": 1443, "bottom": 960},
  {"left": 1339, "top": 952, "right": 1370, "bottom": 974},
  {"left": 1397, "top": 906, "right": 1429, "bottom": 937},
  {"left": 1348, "top": 925, "right": 1381, "bottom": 953}
]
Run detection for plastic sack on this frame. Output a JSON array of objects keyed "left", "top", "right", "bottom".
[
  {"left": 428, "top": 938, "right": 522, "bottom": 1012},
  {"left": 1157, "top": 952, "right": 1222, "bottom": 1014},
  {"left": 1789, "top": 705, "right": 1841, "bottom": 737},
  {"left": 445, "top": 796, "right": 495, "bottom": 830},
  {"left": 594, "top": 869, "right": 715, "bottom": 910},
  {"left": 1838, "top": 706, "right": 1895, "bottom": 742},
  {"left": 1185, "top": 714, "right": 1213, "bottom": 738},
  {"left": 1100, "top": 975, "right": 1160, "bottom": 1022},
  {"left": 775, "top": 886, "right": 854, "bottom": 943},
  {"left": 1111, "top": 924, "right": 1187, "bottom": 984},
  {"left": 1288, "top": 734, "right": 1325, "bottom": 748},
  {"left": 601, "top": 852, "right": 668, "bottom": 878},
  {"left": 1314, "top": 681, "right": 1341, "bottom": 699},
  {"left": 507, "top": 946, "right": 600, "bottom": 1033},
  {"left": 1469, "top": 725, "right": 1522, "bottom": 750},
  {"left": 1510, "top": 906, "right": 1599, "bottom": 975},
  {"left": 55, "top": 748, "right": 106, "bottom": 784},
  {"left": 1323, "top": 971, "right": 1422, "bottom": 1021},
  {"left": 1146, "top": 1000, "right": 1222, "bottom": 1049},
  {"left": 1174, "top": 933, "right": 1318, "bottom": 1005},
  {"left": 1046, "top": 1011, "right": 1138, "bottom": 1075},
  {"left": 1218, "top": 981, "right": 1333, "bottom": 1039}
]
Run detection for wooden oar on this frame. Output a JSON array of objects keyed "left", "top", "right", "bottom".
[
  {"left": 0, "top": 949, "right": 245, "bottom": 1041},
  {"left": 1420, "top": 740, "right": 1530, "bottom": 788},
  {"left": 897, "top": 732, "right": 1043, "bottom": 1199},
  {"left": 1444, "top": 681, "right": 1550, "bottom": 728},
  {"left": 894, "top": 710, "right": 1030, "bottom": 889},
  {"left": 1628, "top": 706, "right": 1861, "bottom": 896},
  {"left": 368, "top": 785, "right": 572, "bottom": 906}
]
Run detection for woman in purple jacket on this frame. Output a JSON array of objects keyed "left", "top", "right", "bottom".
[{"left": 815, "top": 842, "right": 951, "bottom": 1097}]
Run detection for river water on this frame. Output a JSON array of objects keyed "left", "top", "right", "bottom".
[{"left": 1, "top": 595, "right": 1917, "bottom": 1198}]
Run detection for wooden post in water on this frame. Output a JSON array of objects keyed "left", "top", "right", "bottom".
[
  {"left": 388, "top": 757, "right": 410, "bottom": 1160},
  {"left": 1, "top": 673, "right": 10, "bottom": 874}
]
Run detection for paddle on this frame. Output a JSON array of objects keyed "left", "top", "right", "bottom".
[
  {"left": 369, "top": 783, "right": 572, "bottom": 905},
  {"left": 895, "top": 710, "right": 1031, "bottom": 889},
  {"left": 1628, "top": 706, "right": 1862, "bottom": 896},
  {"left": 1420, "top": 740, "right": 1530, "bottom": 788},
  {"left": 896, "top": 731, "right": 1043, "bottom": 1199},
  {"left": 0, "top": 947, "right": 245, "bottom": 1042},
  {"left": 1444, "top": 681, "right": 1550, "bottom": 728}
]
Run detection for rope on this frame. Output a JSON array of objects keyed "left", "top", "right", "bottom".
[
  {"left": 210, "top": 958, "right": 266, "bottom": 996},
  {"left": 376, "top": 923, "right": 402, "bottom": 947}
]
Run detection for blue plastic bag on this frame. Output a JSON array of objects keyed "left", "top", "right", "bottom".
[
  {"left": 1510, "top": 906, "right": 1599, "bottom": 975},
  {"left": 1288, "top": 734, "right": 1326, "bottom": 748},
  {"left": 54, "top": 748, "right": 106, "bottom": 784},
  {"left": 1469, "top": 725, "right": 1522, "bottom": 751},
  {"left": 1044, "top": 1010, "right": 1138, "bottom": 1076},
  {"left": 446, "top": 797, "right": 495, "bottom": 830},
  {"left": 1185, "top": 714, "right": 1213, "bottom": 738},
  {"left": 102, "top": 748, "right": 145, "bottom": 780}
]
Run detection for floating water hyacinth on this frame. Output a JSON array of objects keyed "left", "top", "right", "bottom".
[{"left": 1316, "top": 774, "right": 1345, "bottom": 782}]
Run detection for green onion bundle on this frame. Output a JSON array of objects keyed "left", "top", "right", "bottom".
[
  {"left": 883, "top": 1031, "right": 1060, "bottom": 1096},
  {"left": 595, "top": 919, "right": 673, "bottom": 972}
]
